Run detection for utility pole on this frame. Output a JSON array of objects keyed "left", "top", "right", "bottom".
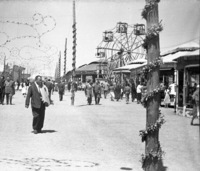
[
  {"left": 140, "top": 0, "right": 164, "bottom": 170},
  {"left": 71, "top": 0, "right": 77, "bottom": 105},
  {"left": 64, "top": 38, "right": 67, "bottom": 76}
]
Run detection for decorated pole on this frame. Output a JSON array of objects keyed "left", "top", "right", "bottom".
[
  {"left": 58, "top": 51, "right": 61, "bottom": 78},
  {"left": 139, "top": 0, "right": 165, "bottom": 170},
  {"left": 55, "top": 62, "right": 59, "bottom": 81},
  {"left": 71, "top": 0, "right": 77, "bottom": 105},
  {"left": 64, "top": 38, "right": 67, "bottom": 76},
  {"left": 54, "top": 63, "right": 57, "bottom": 80}
]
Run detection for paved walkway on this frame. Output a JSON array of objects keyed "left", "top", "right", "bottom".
[{"left": 0, "top": 90, "right": 199, "bottom": 171}]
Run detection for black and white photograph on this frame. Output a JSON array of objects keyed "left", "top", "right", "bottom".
[{"left": 0, "top": 0, "right": 199, "bottom": 170}]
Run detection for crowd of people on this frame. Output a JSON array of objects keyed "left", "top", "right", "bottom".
[
  {"left": 83, "top": 79, "right": 199, "bottom": 126},
  {"left": 0, "top": 76, "right": 15, "bottom": 105},
  {"left": 84, "top": 79, "right": 144, "bottom": 105},
  {"left": 0, "top": 76, "right": 57, "bottom": 105},
  {"left": 1, "top": 74, "right": 199, "bottom": 134}
]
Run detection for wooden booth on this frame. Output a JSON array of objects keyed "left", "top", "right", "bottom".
[
  {"left": 161, "top": 38, "right": 199, "bottom": 116},
  {"left": 174, "top": 50, "right": 199, "bottom": 117}
]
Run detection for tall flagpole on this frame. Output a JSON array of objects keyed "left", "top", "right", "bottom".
[{"left": 71, "top": 0, "right": 77, "bottom": 105}]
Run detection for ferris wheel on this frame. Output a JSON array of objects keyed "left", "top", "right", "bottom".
[{"left": 96, "top": 22, "right": 146, "bottom": 77}]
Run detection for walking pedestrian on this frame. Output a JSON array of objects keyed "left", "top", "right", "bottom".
[
  {"left": 85, "top": 79, "right": 93, "bottom": 105},
  {"left": 124, "top": 83, "right": 131, "bottom": 104},
  {"left": 0, "top": 76, "right": 5, "bottom": 105},
  {"left": 57, "top": 80, "right": 65, "bottom": 101},
  {"left": 100, "top": 82, "right": 104, "bottom": 97},
  {"left": 67, "top": 81, "right": 71, "bottom": 92},
  {"left": 191, "top": 85, "right": 199, "bottom": 125},
  {"left": 136, "top": 82, "right": 143, "bottom": 104},
  {"left": 109, "top": 83, "right": 115, "bottom": 101},
  {"left": 114, "top": 82, "right": 121, "bottom": 101},
  {"left": 52, "top": 81, "right": 55, "bottom": 95},
  {"left": 103, "top": 80, "right": 109, "bottom": 99},
  {"left": 74, "top": 81, "right": 78, "bottom": 92},
  {"left": 164, "top": 88, "right": 170, "bottom": 108},
  {"left": 93, "top": 80, "right": 101, "bottom": 105},
  {"left": 21, "top": 81, "right": 27, "bottom": 97},
  {"left": 4, "top": 76, "right": 15, "bottom": 105},
  {"left": 17, "top": 80, "right": 20, "bottom": 90},
  {"left": 120, "top": 82, "right": 125, "bottom": 99},
  {"left": 130, "top": 80, "right": 137, "bottom": 102},
  {"left": 25, "top": 75, "right": 50, "bottom": 134}
]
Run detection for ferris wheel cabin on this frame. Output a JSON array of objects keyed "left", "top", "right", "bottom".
[
  {"left": 116, "top": 22, "right": 128, "bottom": 33},
  {"left": 103, "top": 31, "right": 113, "bottom": 42},
  {"left": 134, "top": 24, "right": 145, "bottom": 35}
]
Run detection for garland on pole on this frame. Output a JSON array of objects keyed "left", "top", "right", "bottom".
[
  {"left": 141, "top": 0, "right": 160, "bottom": 19},
  {"left": 139, "top": 111, "right": 165, "bottom": 169},
  {"left": 141, "top": 58, "right": 163, "bottom": 78},
  {"left": 146, "top": 21, "right": 163, "bottom": 39},
  {"left": 140, "top": 141, "right": 165, "bottom": 169},
  {"left": 141, "top": 86, "right": 162, "bottom": 108},
  {"left": 142, "top": 21, "right": 163, "bottom": 50},
  {"left": 139, "top": 112, "right": 165, "bottom": 142}
]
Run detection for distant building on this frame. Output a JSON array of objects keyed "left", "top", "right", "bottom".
[
  {"left": 63, "top": 70, "right": 72, "bottom": 82},
  {"left": 1, "top": 63, "right": 12, "bottom": 78},
  {"left": 75, "top": 60, "right": 107, "bottom": 83},
  {"left": 22, "top": 73, "right": 31, "bottom": 81},
  {"left": 12, "top": 65, "right": 25, "bottom": 82}
]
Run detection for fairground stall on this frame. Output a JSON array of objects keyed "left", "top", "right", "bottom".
[
  {"left": 75, "top": 60, "right": 107, "bottom": 83},
  {"left": 161, "top": 38, "right": 199, "bottom": 116},
  {"left": 113, "top": 59, "right": 147, "bottom": 83},
  {"left": 129, "top": 57, "right": 177, "bottom": 107}
]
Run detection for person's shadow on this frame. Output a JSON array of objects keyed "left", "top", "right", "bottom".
[
  {"left": 192, "top": 123, "right": 200, "bottom": 126},
  {"left": 41, "top": 130, "right": 57, "bottom": 133}
]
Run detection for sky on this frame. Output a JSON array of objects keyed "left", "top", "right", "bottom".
[{"left": 0, "top": 0, "right": 200, "bottom": 77}]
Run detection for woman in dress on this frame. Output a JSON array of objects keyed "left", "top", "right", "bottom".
[
  {"left": 130, "top": 80, "right": 137, "bottom": 102},
  {"left": 109, "top": 82, "right": 115, "bottom": 101},
  {"left": 21, "top": 81, "right": 27, "bottom": 97},
  {"left": 164, "top": 88, "right": 170, "bottom": 108},
  {"left": 124, "top": 83, "right": 131, "bottom": 104}
]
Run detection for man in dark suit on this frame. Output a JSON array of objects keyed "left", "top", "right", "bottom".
[
  {"left": 93, "top": 80, "right": 101, "bottom": 105},
  {"left": 25, "top": 75, "right": 49, "bottom": 134},
  {"left": 57, "top": 80, "right": 65, "bottom": 101}
]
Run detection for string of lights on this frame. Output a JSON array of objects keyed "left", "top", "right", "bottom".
[
  {"left": 0, "top": 13, "right": 56, "bottom": 47},
  {"left": 0, "top": 13, "right": 57, "bottom": 75}
]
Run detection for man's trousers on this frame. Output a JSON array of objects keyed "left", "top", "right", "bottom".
[{"left": 32, "top": 103, "right": 45, "bottom": 131}]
